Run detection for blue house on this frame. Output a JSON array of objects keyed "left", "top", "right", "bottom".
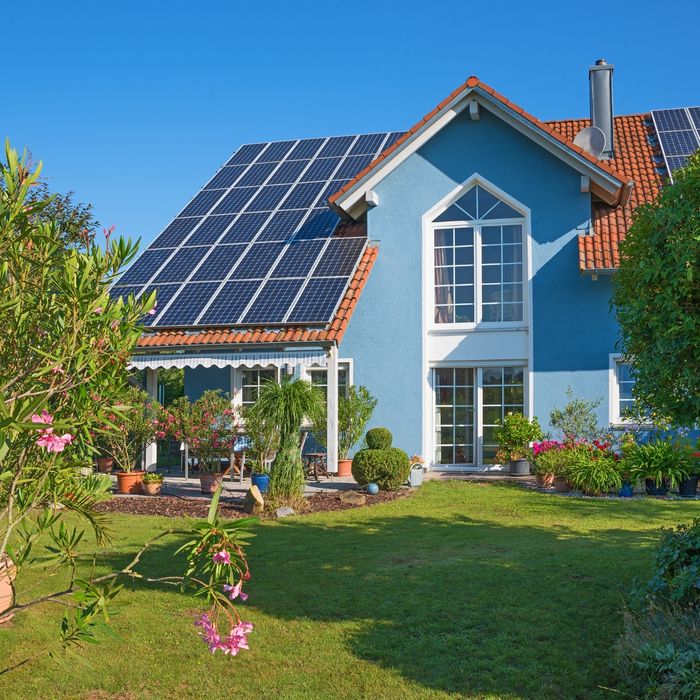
[{"left": 123, "top": 60, "right": 694, "bottom": 472}]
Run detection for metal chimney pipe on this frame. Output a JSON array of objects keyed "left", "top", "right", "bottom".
[{"left": 589, "top": 59, "right": 614, "bottom": 159}]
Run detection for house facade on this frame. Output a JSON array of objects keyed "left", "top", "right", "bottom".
[{"left": 126, "top": 60, "right": 671, "bottom": 472}]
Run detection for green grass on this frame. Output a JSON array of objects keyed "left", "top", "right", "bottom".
[{"left": 1, "top": 481, "right": 698, "bottom": 699}]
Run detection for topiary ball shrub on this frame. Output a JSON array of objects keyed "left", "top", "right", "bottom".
[
  {"left": 365, "top": 427, "right": 393, "bottom": 450},
  {"left": 352, "top": 446, "right": 410, "bottom": 491}
]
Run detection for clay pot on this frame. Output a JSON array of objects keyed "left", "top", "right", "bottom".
[
  {"left": 199, "top": 472, "right": 224, "bottom": 494},
  {"left": 337, "top": 459, "right": 353, "bottom": 477},
  {"left": 535, "top": 473, "right": 555, "bottom": 488},
  {"left": 116, "top": 470, "right": 144, "bottom": 495},
  {"left": 0, "top": 554, "right": 16, "bottom": 624},
  {"left": 96, "top": 457, "right": 114, "bottom": 473},
  {"left": 554, "top": 477, "right": 570, "bottom": 493},
  {"left": 142, "top": 481, "right": 163, "bottom": 496}
]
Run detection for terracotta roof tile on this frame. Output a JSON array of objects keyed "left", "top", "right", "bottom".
[
  {"left": 547, "top": 113, "right": 661, "bottom": 270},
  {"left": 136, "top": 245, "right": 378, "bottom": 350}
]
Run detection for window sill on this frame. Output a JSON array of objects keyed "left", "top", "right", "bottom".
[{"left": 429, "top": 323, "right": 528, "bottom": 335}]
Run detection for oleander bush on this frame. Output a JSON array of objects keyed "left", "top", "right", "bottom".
[{"left": 365, "top": 427, "right": 393, "bottom": 450}]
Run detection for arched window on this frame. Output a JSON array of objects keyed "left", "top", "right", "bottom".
[{"left": 432, "top": 184, "right": 525, "bottom": 325}]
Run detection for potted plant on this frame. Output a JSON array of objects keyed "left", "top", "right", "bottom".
[
  {"left": 623, "top": 439, "right": 690, "bottom": 496},
  {"left": 566, "top": 440, "right": 622, "bottom": 496},
  {"left": 142, "top": 472, "right": 164, "bottom": 496},
  {"left": 102, "top": 387, "right": 161, "bottom": 495},
  {"left": 168, "top": 391, "right": 238, "bottom": 495},
  {"left": 532, "top": 440, "right": 564, "bottom": 488},
  {"left": 495, "top": 412, "right": 544, "bottom": 475},
  {"left": 241, "top": 404, "right": 279, "bottom": 495},
  {"left": 312, "top": 385, "right": 377, "bottom": 478},
  {"left": 678, "top": 446, "right": 700, "bottom": 498}
]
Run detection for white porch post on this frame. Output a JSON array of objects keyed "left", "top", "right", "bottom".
[
  {"left": 144, "top": 368, "right": 158, "bottom": 472},
  {"left": 326, "top": 345, "right": 339, "bottom": 474}
]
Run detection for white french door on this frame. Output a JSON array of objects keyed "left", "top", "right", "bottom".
[{"left": 432, "top": 365, "right": 526, "bottom": 469}]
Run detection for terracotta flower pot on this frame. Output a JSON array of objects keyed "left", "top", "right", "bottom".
[
  {"left": 199, "top": 473, "right": 224, "bottom": 494},
  {"left": 337, "top": 459, "right": 353, "bottom": 477},
  {"left": 554, "top": 477, "right": 570, "bottom": 493},
  {"left": 116, "top": 470, "right": 144, "bottom": 495},
  {"left": 142, "top": 481, "right": 163, "bottom": 496},
  {"left": 96, "top": 457, "right": 114, "bottom": 473},
  {"left": 535, "top": 473, "right": 555, "bottom": 488},
  {"left": 0, "top": 554, "right": 16, "bottom": 624}
]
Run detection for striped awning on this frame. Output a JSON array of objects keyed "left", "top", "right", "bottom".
[{"left": 129, "top": 351, "right": 327, "bottom": 371}]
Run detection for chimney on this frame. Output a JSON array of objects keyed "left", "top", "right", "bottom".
[{"left": 589, "top": 59, "right": 614, "bottom": 159}]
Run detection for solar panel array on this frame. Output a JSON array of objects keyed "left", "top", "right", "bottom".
[
  {"left": 111, "top": 131, "right": 404, "bottom": 327},
  {"left": 651, "top": 107, "right": 700, "bottom": 180}
]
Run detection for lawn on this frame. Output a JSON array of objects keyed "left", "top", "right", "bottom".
[{"left": 1, "top": 481, "right": 698, "bottom": 699}]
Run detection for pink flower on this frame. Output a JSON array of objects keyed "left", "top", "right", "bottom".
[
  {"left": 223, "top": 581, "right": 248, "bottom": 602},
  {"left": 212, "top": 550, "right": 231, "bottom": 565},
  {"left": 94, "top": 306, "right": 103, "bottom": 314},
  {"left": 36, "top": 431, "right": 73, "bottom": 453},
  {"left": 194, "top": 613, "right": 253, "bottom": 656},
  {"left": 31, "top": 410, "right": 53, "bottom": 425},
  {"left": 148, "top": 303, "right": 157, "bottom": 316}
]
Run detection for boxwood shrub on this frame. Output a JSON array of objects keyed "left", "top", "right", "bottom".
[
  {"left": 352, "top": 444, "right": 410, "bottom": 491},
  {"left": 365, "top": 427, "right": 393, "bottom": 450}
]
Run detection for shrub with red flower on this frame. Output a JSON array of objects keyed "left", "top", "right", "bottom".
[{"left": 166, "top": 390, "right": 238, "bottom": 472}]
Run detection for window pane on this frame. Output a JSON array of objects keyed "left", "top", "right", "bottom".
[
  {"left": 482, "top": 368, "right": 503, "bottom": 386},
  {"left": 481, "top": 304, "right": 500, "bottom": 322},
  {"left": 454, "top": 368, "right": 472, "bottom": 385},
  {"left": 455, "top": 305, "right": 474, "bottom": 323},
  {"left": 435, "top": 368, "right": 453, "bottom": 386},
  {"left": 502, "top": 303, "right": 523, "bottom": 322},
  {"left": 454, "top": 266, "right": 473, "bottom": 285},
  {"left": 502, "top": 245, "right": 523, "bottom": 263},
  {"left": 435, "top": 287, "right": 453, "bottom": 305},
  {"left": 435, "top": 267, "right": 453, "bottom": 285},
  {"left": 455, "top": 286, "right": 474, "bottom": 304},
  {"left": 454, "top": 247, "right": 474, "bottom": 265},
  {"left": 481, "top": 226, "right": 501, "bottom": 245},
  {"left": 436, "top": 387, "right": 453, "bottom": 404},
  {"left": 502, "top": 225, "right": 522, "bottom": 243},
  {"left": 434, "top": 229, "right": 453, "bottom": 246},
  {"left": 502, "top": 264, "right": 522, "bottom": 283},
  {"left": 482, "top": 265, "right": 501, "bottom": 284},
  {"left": 454, "top": 227, "right": 474, "bottom": 246},
  {"left": 434, "top": 367, "right": 474, "bottom": 466},
  {"left": 504, "top": 366, "right": 524, "bottom": 385},
  {"left": 502, "top": 283, "right": 523, "bottom": 303},
  {"left": 434, "top": 247, "right": 453, "bottom": 266},
  {"left": 483, "top": 386, "right": 501, "bottom": 404},
  {"left": 482, "top": 284, "right": 501, "bottom": 304},
  {"left": 482, "top": 245, "right": 501, "bottom": 264},
  {"left": 435, "top": 306, "right": 453, "bottom": 323},
  {"left": 436, "top": 407, "right": 454, "bottom": 425}
]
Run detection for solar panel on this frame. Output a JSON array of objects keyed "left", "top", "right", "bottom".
[
  {"left": 313, "top": 237, "right": 366, "bottom": 277},
  {"left": 123, "top": 131, "right": 397, "bottom": 328},
  {"left": 185, "top": 215, "right": 236, "bottom": 246},
  {"left": 242, "top": 278, "right": 305, "bottom": 323},
  {"left": 191, "top": 244, "right": 247, "bottom": 282},
  {"left": 651, "top": 107, "right": 700, "bottom": 180},
  {"left": 140, "top": 283, "right": 182, "bottom": 326},
  {"left": 286, "top": 277, "right": 349, "bottom": 323}
]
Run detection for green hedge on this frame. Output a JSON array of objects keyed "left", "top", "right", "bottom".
[
  {"left": 366, "top": 427, "right": 393, "bottom": 450},
  {"left": 352, "top": 446, "right": 410, "bottom": 491}
]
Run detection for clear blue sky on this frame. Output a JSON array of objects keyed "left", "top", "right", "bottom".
[{"left": 6, "top": 0, "right": 699, "bottom": 248}]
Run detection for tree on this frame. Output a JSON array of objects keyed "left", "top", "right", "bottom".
[
  {"left": 0, "top": 143, "right": 254, "bottom": 670},
  {"left": 612, "top": 152, "right": 700, "bottom": 427}
]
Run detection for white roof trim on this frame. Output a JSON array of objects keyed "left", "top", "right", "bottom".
[
  {"left": 129, "top": 351, "right": 327, "bottom": 371},
  {"left": 333, "top": 87, "right": 627, "bottom": 217}
]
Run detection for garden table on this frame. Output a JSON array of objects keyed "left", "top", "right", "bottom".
[{"left": 304, "top": 452, "right": 329, "bottom": 481}]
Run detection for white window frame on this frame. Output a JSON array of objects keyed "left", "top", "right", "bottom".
[
  {"left": 427, "top": 179, "right": 529, "bottom": 332},
  {"left": 430, "top": 361, "right": 529, "bottom": 470},
  {"left": 231, "top": 365, "right": 280, "bottom": 410},
  {"left": 304, "top": 360, "right": 353, "bottom": 397},
  {"left": 608, "top": 354, "right": 649, "bottom": 427}
]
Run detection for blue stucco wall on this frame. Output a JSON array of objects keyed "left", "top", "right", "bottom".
[
  {"left": 340, "top": 105, "right": 618, "bottom": 457},
  {"left": 184, "top": 366, "right": 231, "bottom": 401}
]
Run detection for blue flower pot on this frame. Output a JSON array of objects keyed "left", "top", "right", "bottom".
[
  {"left": 645, "top": 478, "right": 669, "bottom": 496},
  {"left": 252, "top": 473, "right": 270, "bottom": 494},
  {"left": 619, "top": 483, "right": 634, "bottom": 498}
]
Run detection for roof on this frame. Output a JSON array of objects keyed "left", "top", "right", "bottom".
[
  {"left": 136, "top": 244, "right": 377, "bottom": 350},
  {"left": 548, "top": 113, "right": 662, "bottom": 270},
  {"left": 330, "top": 76, "right": 633, "bottom": 213}
]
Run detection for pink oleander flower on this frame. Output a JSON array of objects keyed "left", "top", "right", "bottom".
[
  {"left": 31, "top": 410, "right": 53, "bottom": 425},
  {"left": 223, "top": 581, "right": 248, "bottom": 602},
  {"left": 94, "top": 306, "right": 103, "bottom": 314},
  {"left": 36, "top": 430, "right": 73, "bottom": 453},
  {"left": 218, "top": 623, "right": 253, "bottom": 656},
  {"left": 212, "top": 550, "right": 231, "bottom": 565}
]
